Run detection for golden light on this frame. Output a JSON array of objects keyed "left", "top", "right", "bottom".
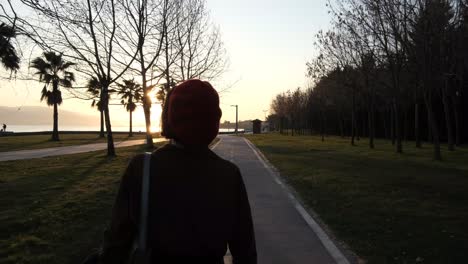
[
  {"left": 150, "top": 101, "right": 163, "bottom": 133},
  {"left": 147, "top": 89, "right": 159, "bottom": 104}
]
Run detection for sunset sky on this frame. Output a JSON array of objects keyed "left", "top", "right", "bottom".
[{"left": 1, "top": 0, "right": 331, "bottom": 131}]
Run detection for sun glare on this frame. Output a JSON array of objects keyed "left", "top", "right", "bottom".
[{"left": 147, "top": 89, "right": 159, "bottom": 104}]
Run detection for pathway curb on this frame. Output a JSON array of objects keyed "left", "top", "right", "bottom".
[{"left": 243, "top": 137, "right": 352, "bottom": 264}]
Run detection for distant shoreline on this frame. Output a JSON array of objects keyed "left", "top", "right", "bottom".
[
  {"left": 0, "top": 129, "right": 245, "bottom": 137},
  {"left": 0, "top": 131, "right": 154, "bottom": 137}
]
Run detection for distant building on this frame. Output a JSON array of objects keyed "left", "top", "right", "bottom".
[
  {"left": 262, "top": 121, "right": 270, "bottom": 132},
  {"left": 252, "top": 119, "right": 262, "bottom": 134}
]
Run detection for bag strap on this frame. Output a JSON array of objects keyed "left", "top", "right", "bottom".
[{"left": 138, "top": 152, "right": 152, "bottom": 251}]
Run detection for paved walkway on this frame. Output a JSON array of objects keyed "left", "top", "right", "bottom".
[
  {"left": 213, "top": 136, "right": 349, "bottom": 264},
  {"left": 0, "top": 138, "right": 167, "bottom": 161}
]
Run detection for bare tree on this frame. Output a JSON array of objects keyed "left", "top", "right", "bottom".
[
  {"left": 172, "top": 0, "right": 226, "bottom": 82},
  {"left": 114, "top": 0, "right": 170, "bottom": 148},
  {"left": 331, "top": 0, "right": 416, "bottom": 153},
  {"left": 113, "top": 0, "right": 227, "bottom": 145},
  {"left": 20, "top": 0, "right": 139, "bottom": 156},
  {"left": 156, "top": 0, "right": 227, "bottom": 103}
]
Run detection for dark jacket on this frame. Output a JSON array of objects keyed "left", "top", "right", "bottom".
[{"left": 100, "top": 143, "right": 257, "bottom": 264}]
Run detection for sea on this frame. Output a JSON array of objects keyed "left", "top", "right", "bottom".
[{"left": 2, "top": 125, "right": 243, "bottom": 133}]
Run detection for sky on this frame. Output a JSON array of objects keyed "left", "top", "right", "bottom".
[
  {"left": 208, "top": 0, "right": 330, "bottom": 122},
  {"left": 1, "top": 0, "right": 331, "bottom": 131}
]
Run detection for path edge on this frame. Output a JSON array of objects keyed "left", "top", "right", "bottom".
[
  {"left": 210, "top": 137, "right": 222, "bottom": 150},
  {"left": 243, "top": 137, "right": 355, "bottom": 264}
]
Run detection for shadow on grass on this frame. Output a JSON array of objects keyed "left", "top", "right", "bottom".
[{"left": 0, "top": 144, "right": 156, "bottom": 264}]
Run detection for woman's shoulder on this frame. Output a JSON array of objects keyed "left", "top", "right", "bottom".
[{"left": 207, "top": 150, "right": 241, "bottom": 174}]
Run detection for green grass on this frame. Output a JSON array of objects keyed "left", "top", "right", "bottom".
[
  {"left": 0, "top": 143, "right": 163, "bottom": 264},
  {"left": 0, "top": 138, "right": 220, "bottom": 264},
  {"left": 245, "top": 134, "right": 468, "bottom": 264},
  {"left": 0, "top": 133, "right": 154, "bottom": 152}
]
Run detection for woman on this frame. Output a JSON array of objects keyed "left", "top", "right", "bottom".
[{"left": 99, "top": 79, "right": 257, "bottom": 263}]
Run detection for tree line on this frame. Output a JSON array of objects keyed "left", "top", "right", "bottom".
[
  {"left": 269, "top": 0, "right": 468, "bottom": 160},
  {"left": 0, "top": 0, "right": 225, "bottom": 156}
]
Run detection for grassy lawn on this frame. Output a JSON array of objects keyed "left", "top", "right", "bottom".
[
  {"left": 245, "top": 134, "right": 468, "bottom": 264},
  {"left": 0, "top": 143, "right": 164, "bottom": 264},
  {"left": 0, "top": 138, "right": 220, "bottom": 264},
  {"left": 0, "top": 133, "right": 155, "bottom": 152}
]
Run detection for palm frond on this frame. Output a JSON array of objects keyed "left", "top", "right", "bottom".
[
  {"left": 43, "top": 51, "right": 61, "bottom": 67},
  {"left": 0, "top": 23, "right": 16, "bottom": 38},
  {"left": 96, "top": 101, "right": 103, "bottom": 111},
  {"left": 64, "top": 71, "right": 75, "bottom": 82},
  {"left": 40, "top": 85, "right": 48, "bottom": 102},
  {"left": 42, "top": 74, "right": 54, "bottom": 84},
  {"left": 60, "top": 62, "right": 76, "bottom": 71},
  {"left": 127, "top": 102, "right": 137, "bottom": 112},
  {"left": 0, "top": 44, "right": 20, "bottom": 70},
  {"left": 47, "top": 89, "right": 62, "bottom": 106},
  {"left": 30, "top": 57, "right": 51, "bottom": 74},
  {"left": 87, "top": 77, "right": 100, "bottom": 89},
  {"left": 0, "top": 23, "right": 20, "bottom": 70},
  {"left": 32, "top": 52, "right": 75, "bottom": 102},
  {"left": 60, "top": 79, "right": 72, "bottom": 88}
]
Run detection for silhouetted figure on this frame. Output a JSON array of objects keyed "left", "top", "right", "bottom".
[
  {"left": 87, "top": 80, "right": 257, "bottom": 264},
  {"left": 2, "top": 124, "right": 6, "bottom": 132}
]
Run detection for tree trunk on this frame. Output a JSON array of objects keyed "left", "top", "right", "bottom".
[
  {"left": 451, "top": 92, "right": 461, "bottom": 146},
  {"left": 383, "top": 111, "right": 389, "bottom": 140},
  {"left": 424, "top": 93, "right": 441, "bottom": 160},
  {"left": 280, "top": 117, "right": 283, "bottom": 134},
  {"left": 442, "top": 80, "right": 454, "bottom": 151},
  {"left": 51, "top": 81, "right": 59, "bottom": 141},
  {"left": 362, "top": 111, "right": 367, "bottom": 138},
  {"left": 324, "top": 115, "right": 327, "bottom": 139},
  {"left": 351, "top": 90, "right": 356, "bottom": 146},
  {"left": 339, "top": 115, "right": 344, "bottom": 138},
  {"left": 391, "top": 107, "right": 395, "bottom": 145},
  {"left": 291, "top": 119, "right": 295, "bottom": 136},
  {"left": 103, "top": 85, "right": 116, "bottom": 157},
  {"left": 310, "top": 119, "right": 314, "bottom": 135},
  {"left": 99, "top": 109, "right": 105, "bottom": 138},
  {"left": 320, "top": 113, "right": 325, "bottom": 142},
  {"left": 368, "top": 103, "right": 375, "bottom": 149},
  {"left": 141, "top": 72, "right": 154, "bottom": 149},
  {"left": 427, "top": 109, "right": 433, "bottom": 143},
  {"left": 403, "top": 108, "right": 408, "bottom": 142},
  {"left": 52, "top": 101, "right": 59, "bottom": 141},
  {"left": 129, "top": 110, "right": 133, "bottom": 137},
  {"left": 356, "top": 113, "right": 361, "bottom": 141},
  {"left": 415, "top": 103, "right": 421, "bottom": 148},
  {"left": 394, "top": 101, "right": 403, "bottom": 153},
  {"left": 351, "top": 112, "right": 355, "bottom": 146}
]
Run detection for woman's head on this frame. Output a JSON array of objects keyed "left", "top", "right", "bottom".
[{"left": 161, "top": 79, "right": 222, "bottom": 146}]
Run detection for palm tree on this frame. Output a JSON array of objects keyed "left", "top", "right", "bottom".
[
  {"left": 0, "top": 23, "right": 20, "bottom": 71},
  {"left": 118, "top": 79, "right": 143, "bottom": 137},
  {"left": 87, "top": 77, "right": 105, "bottom": 138},
  {"left": 30, "top": 52, "right": 75, "bottom": 141}
]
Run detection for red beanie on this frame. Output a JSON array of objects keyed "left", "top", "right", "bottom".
[{"left": 167, "top": 79, "right": 222, "bottom": 146}]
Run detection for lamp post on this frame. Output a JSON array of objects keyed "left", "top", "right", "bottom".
[{"left": 231, "top": 104, "right": 238, "bottom": 134}]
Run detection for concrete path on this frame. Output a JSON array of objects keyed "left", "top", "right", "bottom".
[
  {"left": 0, "top": 138, "right": 167, "bottom": 162},
  {"left": 213, "top": 136, "right": 349, "bottom": 264}
]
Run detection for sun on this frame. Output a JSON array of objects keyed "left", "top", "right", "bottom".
[{"left": 147, "top": 88, "right": 160, "bottom": 104}]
